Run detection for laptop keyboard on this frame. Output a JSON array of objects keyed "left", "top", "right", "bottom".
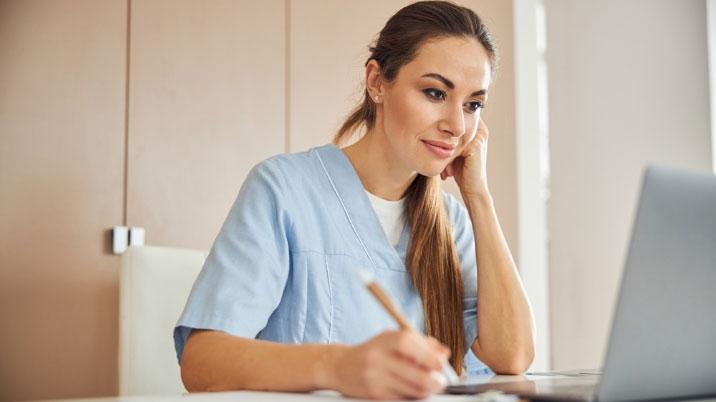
[{"left": 530, "top": 376, "right": 600, "bottom": 401}]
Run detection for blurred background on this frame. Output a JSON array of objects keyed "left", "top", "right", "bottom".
[{"left": 1, "top": 0, "right": 713, "bottom": 401}]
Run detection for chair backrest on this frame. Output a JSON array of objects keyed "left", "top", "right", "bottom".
[{"left": 119, "top": 245, "right": 205, "bottom": 396}]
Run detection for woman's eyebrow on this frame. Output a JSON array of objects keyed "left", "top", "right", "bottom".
[{"left": 421, "top": 72, "right": 486, "bottom": 97}]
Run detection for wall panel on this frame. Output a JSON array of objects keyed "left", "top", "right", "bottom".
[
  {"left": 127, "top": 0, "right": 286, "bottom": 250},
  {"left": 0, "top": 1, "right": 127, "bottom": 400},
  {"left": 545, "top": 0, "right": 711, "bottom": 369}
]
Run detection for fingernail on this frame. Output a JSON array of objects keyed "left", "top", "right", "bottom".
[{"left": 430, "top": 370, "right": 447, "bottom": 387}]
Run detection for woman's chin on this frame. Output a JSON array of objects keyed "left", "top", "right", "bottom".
[{"left": 416, "top": 163, "right": 448, "bottom": 178}]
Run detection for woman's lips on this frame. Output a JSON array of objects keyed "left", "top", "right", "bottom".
[{"left": 422, "top": 139, "right": 456, "bottom": 159}]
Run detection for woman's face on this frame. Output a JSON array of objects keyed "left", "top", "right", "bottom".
[{"left": 377, "top": 36, "right": 492, "bottom": 177}]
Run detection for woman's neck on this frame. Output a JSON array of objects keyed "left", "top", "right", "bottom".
[{"left": 341, "top": 128, "right": 417, "bottom": 201}]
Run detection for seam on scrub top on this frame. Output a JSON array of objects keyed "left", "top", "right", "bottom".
[
  {"left": 315, "top": 149, "right": 377, "bottom": 268},
  {"left": 323, "top": 253, "right": 333, "bottom": 343},
  {"left": 288, "top": 249, "right": 355, "bottom": 257}
]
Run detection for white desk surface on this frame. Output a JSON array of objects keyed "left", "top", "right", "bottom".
[
  {"left": 28, "top": 390, "right": 508, "bottom": 402},
  {"left": 31, "top": 391, "right": 488, "bottom": 402},
  {"left": 27, "top": 375, "right": 529, "bottom": 402},
  {"left": 26, "top": 374, "right": 716, "bottom": 402}
]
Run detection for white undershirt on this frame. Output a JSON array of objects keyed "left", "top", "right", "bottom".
[{"left": 365, "top": 190, "right": 406, "bottom": 247}]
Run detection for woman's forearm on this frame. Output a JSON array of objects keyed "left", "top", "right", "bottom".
[
  {"left": 464, "top": 192, "right": 535, "bottom": 374},
  {"left": 181, "top": 330, "right": 346, "bottom": 392},
  {"left": 181, "top": 329, "right": 449, "bottom": 399}
]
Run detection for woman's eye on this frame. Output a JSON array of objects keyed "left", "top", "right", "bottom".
[
  {"left": 464, "top": 101, "right": 485, "bottom": 113},
  {"left": 423, "top": 88, "right": 446, "bottom": 101}
]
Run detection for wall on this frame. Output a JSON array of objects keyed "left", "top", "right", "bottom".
[
  {"left": 125, "top": 0, "right": 286, "bottom": 251},
  {"left": 0, "top": 1, "right": 286, "bottom": 400},
  {"left": 545, "top": 0, "right": 712, "bottom": 369},
  {"left": 0, "top": 1, "right": 126, "bottom": 400},
  {"left": 513, "top": 0, "right": 551, "bottom": 371}
]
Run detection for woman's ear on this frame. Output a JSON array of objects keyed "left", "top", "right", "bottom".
[{"left": 365, "top": 59, "right": 384, "bottom": 102}]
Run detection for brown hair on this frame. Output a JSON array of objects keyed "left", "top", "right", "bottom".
[{"left": 333, "top": 1, "right": 497, "bottom": 373}]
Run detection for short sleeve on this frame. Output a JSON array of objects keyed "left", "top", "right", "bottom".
[
  {"left": 173, "top": 159, "right": 292, "bottom": 363},
  {"left": 443, "top": 193, "right": 478, "bottom": 347}
]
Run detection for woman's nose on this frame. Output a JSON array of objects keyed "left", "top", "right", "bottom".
[{"left": 438, "top": 105, "right": 467, "bottom": 137}]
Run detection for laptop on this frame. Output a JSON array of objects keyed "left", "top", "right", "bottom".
[{"left": 447, "top": 165, "right": 716, "bottom": 401}]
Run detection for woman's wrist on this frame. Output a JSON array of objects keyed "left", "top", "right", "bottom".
[
  {"left": 461, "top": 185, "right": 493, "bottom": 210},
  {"left": 313, "top": 343, "right": 350, "bottom": 391}
]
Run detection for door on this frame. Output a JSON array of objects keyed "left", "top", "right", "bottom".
[{"left": 0, "top": 1, "right": 127, "bottom": 400}]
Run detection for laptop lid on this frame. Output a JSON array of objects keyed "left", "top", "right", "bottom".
[{"left": 597, "top": 166, "right": 716, "bottom": 402}]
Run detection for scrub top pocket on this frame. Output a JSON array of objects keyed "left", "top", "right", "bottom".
[{"left": 324, "top": 253, "right": 426, "bottom": 344}]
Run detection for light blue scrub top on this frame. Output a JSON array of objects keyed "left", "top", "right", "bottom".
[{"left": 174, "top": 144, "right": 489, "bottom": 373}]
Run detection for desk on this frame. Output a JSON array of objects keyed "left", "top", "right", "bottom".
[
  {"left": 28, "top": 389, "right": 520, "bottom": 402},
  {"left": 28, "top": 375, "right": 529, "bottom": 402},
  {"left": 26, "top": 375, "right": 716, "bottom": 402}
]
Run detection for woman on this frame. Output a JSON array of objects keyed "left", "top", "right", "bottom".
[{"left": 175, "top": 1, "right": 535, "bottom": 399}]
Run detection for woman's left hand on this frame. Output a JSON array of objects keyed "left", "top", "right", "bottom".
[{"left": 440, "top": 118, "right": 490, "bottom": 200}]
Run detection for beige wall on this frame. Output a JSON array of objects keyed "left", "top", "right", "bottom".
[
  {"left": 126, "top": 0, "right": 286, "bottom": 251},
  {"left": 0, "top": 1, "right": 127, "bottom": 400},
  {"left": 545, "top": 0, "right": 712, "bottom": 369},
  {"left": 1, "top": 1, "right": 287, "bottom": 400}
]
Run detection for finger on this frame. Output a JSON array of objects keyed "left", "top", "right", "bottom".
[
  {"left": 445, "top": 163, "right": 454, "bottom": 178},
  {"left": 445, "top": 161, "right": 455, "bottom": 178},
  {"left": 370, "top": 383, "right": 403, "bottom": 401},
  {"left": 478, "top": 117, "right": 488, "bottom": 132},
  {"left": 387, "top": 372, "right": 442, "bottom": 400},
  {"left": 380, "top": 390, "right": 405, "bottom": 401},
  {"left": 356, "top": 359, "right": 408, "bottom": 400},
  {"left": 386, "top": 371, "right": 430, "bottom": 400},
  {"left": 384, "top": 353, "right": 446, "bottom": 398},
  {"left": 426, "top": 336, "right": 451, "bottom": 358},
  {"left": 360, "top": 352, "right": 429, "bottom": 400},
  {"left": 391, "top": 331, "right": 446, "bottom": 372},
  {"left": 478, "top": 120, "right": 489, "bottom": 141}
]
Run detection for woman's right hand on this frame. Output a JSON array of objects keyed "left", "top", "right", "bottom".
[{"left": 329, "top": 330, "right": 452, "bottom": 400}]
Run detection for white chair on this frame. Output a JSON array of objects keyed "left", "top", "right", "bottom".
[{"left": 119, "top": 245, "right": 206, "bottom": 396}]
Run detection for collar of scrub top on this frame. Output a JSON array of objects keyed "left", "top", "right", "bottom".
[{"left": 314, "top": 144, "right": 410, "bottom": 272}]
